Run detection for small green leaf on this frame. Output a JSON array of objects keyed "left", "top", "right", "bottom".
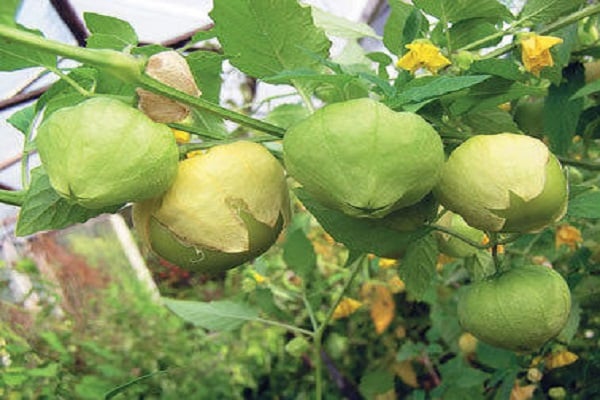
[
  {"left": 186, "top": 51, "right": 223, "bottom": 103},
  {"left": 383, "top": 1, "right": 423, "bottom": 54},
  {"left": 468, "top": 58, "right": 525, "bottom": 81},
  {"left": 544, "top": 63, "right": 585, "bottom": 155},
  {"left": 86, "top": 33, "right": 131, "bottom": 51},
  {"left": 398, "top": 234, "right": 438, "bottom": 300},
  {"left": 7, "top": 104, "right": 36, "bottom": 135},
  {"left": 0, "top": 26, "right": 56, "bottom": 70},
  {"left": 449, "top": 19, "right": 501, "bottom": 50},
  {"left": 83, "top": 12, "right": 137, "bottom": 49},
  {"left": 448, "top": 77, "right": 546, "bottom": 115},
  {"left": 359, "top": 368, "right": 395, "bottom": 399},
  {"left": 464, "top": 251, "right": 496, "bottom": 282},
  {"left": 190, "top": 30, "right": 216, "bottom": 44},
  {"left": 210, "top": 0, "right": 330, "bottom": 79},
  {"left": 438, "top": 356, "right": 489, "bottom": 388},
  {"left": 265, "top": 103, "right": 310, "bottom": 129},
  {"left": 388, "top": 75, "right": 490, "bottom": 109},
  {"left": 295, "top": 188, "right": 425, "bottom": 258},
  {"left": 556, "top": 301, "right": 581, "bottom": 343},
  {"left": 475, "top": 341, "right": 517, "bottom": 370},
  {"left": 519, "top": 0, "right": 585, "bottom": 25},
  {"left": 163, "top": 298, "right": 259, "bottom": 331},
  {"left": 413, "top": 0, "right": 512, "bottom": 23},
  {"left": 462, "top": 107, "right": 521, "bottom": 134},
  {"left": 283, "top": 228, "right": 316, "bottom": 280},
  {"left": 104, "top": 370, "right": 167, "bottom": 400},
  {"left": 16, "top": 167, "right": 120, "bottom": 236},
  {"left": 568, "top": 190, "right": 600, "bottom": 218},
  {"left": 311, "top": 6, "right": 380, "bottom": 40},
  {"left": 27, "top": 363, "right": 59, "bottom": 378},
  {"left": 572, "top": 78, "right": 600, "bottom": 99}
]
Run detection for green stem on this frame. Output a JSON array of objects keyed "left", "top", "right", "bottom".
[
  {"left": 0, "top": 189, "right": 26, "bottom": 206},
  {"left": 313, "top": 254, "right": 365, "bottom": 400},
  {"left": 254, "top": 317, "right": 314, "bottom": 337},
  {"left": 177, "top": 135, "right": 279, "bottom": 156},
  {"left": 0, "top": 24, "right": 287, "bottom": 138},
  {"left": 138, "top": 75, "right": 286, "bottom": 138},
  {"left": 429, "top": 224, "right": 489, "bottom": 249},
  {"left": 47, "top": 66, "right": 93, "bottom": 97},
  {"left": 481, "top": 3, "right": 600, "bottom": 60},
  {"left": 303, "top": 292, "right": 319, "bottom": 332},
  {"left": 557, "top": 156, "right": 600, "bottom": 171},
  {"left": 0, "top": 24, "right": 145, "bottom": 82}
]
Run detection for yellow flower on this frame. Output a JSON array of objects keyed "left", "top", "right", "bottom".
[
  {"left": 251, "top": 271, "right": 269, "bottom": 284},
  {"left": 555, "top": 224, "right": 583, "bottom": 250},
  {"left": 379, "top": 258, "right": 398, "bottom": 269},
  {"left": 520, "top": 34, "right": 563, "bottom": 77},
  {"left": 396, "top": 41, "right": 451, "bottom": 74},
  {"left": 332, "top": 297, "right": 363, "bottom": 319},
  {"left": 387, "top": 275, "right": 405, "bottom": 294},
  {"left": 172, "top": 128, "right": 191, "bottom": 144}
]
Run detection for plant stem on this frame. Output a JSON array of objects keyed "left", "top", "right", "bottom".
[
  {"left": 0, "top": 24, "right": 287, "bottom": 138},
  {"left": 488, "top": 232, "right": 501, "bottom": 271},
  {"left": 137, "top": 75, "right": 286, "bottom": 138},
  {"left": 313, "top": 254, "right": 365, "bottom": 400},
  {"left": 557, "top": 156, "right": 600, "bottom": 171},
  {"left": 254, "top": 317, "right": 314, "bottom": 337},
  {"left": 429, "top": 224, "right": 489, "bottom": 249},
  {"left": 0, "top": 189, "right": 26, "bottom": 206},
  {"left": 480, "top": 3, "right": 600, "bottom": 60},
  {"left": 177, "top": 135, "right": 280, "bottom": 156}
]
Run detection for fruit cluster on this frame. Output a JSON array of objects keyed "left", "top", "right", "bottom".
[{"left": 35, "top": 59, "right": 571, "bottom": 351}]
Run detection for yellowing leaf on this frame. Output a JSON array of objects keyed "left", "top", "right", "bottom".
[
  {"left": 393, "top": 361, "right": 418, "bottom": 388},
  {"left": 361, "top": 283, "right": 395, "bottom": 334},
  {"left": 510, "top": 383, "right": 536, "bottom": 400},
  {"left": 545, "top": 350, "right": 579, "bottom": 369},
  {"left": 388, "top": 275, "right": 406, "bottom": 294},
  {"left": 332, "top": 297, "right": 362, "bottom": 320},
  {"left": 555, "top": 224, "right": 583, "bottom": 250}
]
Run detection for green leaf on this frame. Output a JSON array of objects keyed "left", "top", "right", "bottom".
[
  {"left": 413, "top": 0, "right": 512, "bottom": 23},
  {"left": 16, "top": 167, "right": 120, "bottom": 236},
  {"left": 568, "top": 190, "right": 600, "bottom": 218},
  {"left": 27, "top": 363, "right": 59, "bottom": 378},
  {"left": 359, "top": 369, "right": 395, "bottom": 399},
  {"left": 448, "top": 77, "right": 546, "bottom": 115},
  {"left": 475, "top": 341, "right": 517, "bottom": 370},
  {"left": 190, "top": 30, "right": 216, "bottom": 44},
  {"left": 0, "top": 0, "right": 20, "bottom": 26},
  {"left": 36, "top": 67, "right": 98, "bottom": 117},
  {"left": 449, "top": 19, "right": 502, "bottom": 50},
  {"left": 519, "top": 0, "right": 585, "bottom": 25},
  {"left": 398, "top": 234, "right": 438, "bottom": 300},
  {"left": 388, "top": 75, "right": 490, "bottom": 109},
  {"left": 462, "top": 107, "right": 521, "bottom": 134},
  {"left": 0, "top": 25, "right": 56, "bottom": 70},
  {"left": 283, "top": 228, "right": 316, "bottom": 280},
  {"left": 83, "top": 12, "right": 137, "bottom": 49},
  {"left": 186, "top": 51, "right": 223, "bottom": 103},
  {"left": 556, "top": 301, "right": 581, "bottom": 343},
  {"left": 264, "top": 103, "right": 310, "bottom": 129},
  {"left": 311, "top": 6, "right": 380, "bottom": 40},
  {"left": 438, "top": 356, "right": 489, "bottom": 388},
  {"left": 210, "top": 0, "right": 330, "bottom": 79},
  {"left": 383, "top": 2, "right": 424, "bottom": 54},
  {"left": 464, "top": 251, "right": 497, "bottom": 282},
  {"left": 7, "top": 104, "right": 36, "bottom": 135},
  {"left": 544, "top": 63, "right": 585, "bottom": 155},
  {"left": 468, "top": 58, "right": 526, "bottom": 81},
  {"left": 572, "top": 78, "right": 600, "bottom": 99},
  {"left": 295, "top": 188, "right": 425, "bottom": 258},
  {"left": 104, "top": 370, "right": 167, "bottom": 400},
  {"left": 163, "top": 298, "right": 259, "bottom": 331}
]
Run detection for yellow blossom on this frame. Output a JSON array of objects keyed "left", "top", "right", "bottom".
[
  {"left": 545, "top": 350, "right": 579, "bottom": 369},
  {"left": 556, "top": 224, "right": 583, "bottom": 250},
  {"left": 520, "top": 34, "right": 563, "bottom": 77},
  {"left": 396, "top": 41, "right": 451, "bottom": 74},
  {"left": 171, "top": 128, "right": 191, "bottom": 144},
  {"left": 251, "top": 271, "right": 268, "bottom": 284},
  {"left": 379, "top": 258, "right": 398, "bottom": 269},
  {"left": 332, "top": 297, "right": 363, "bottom": 319}
]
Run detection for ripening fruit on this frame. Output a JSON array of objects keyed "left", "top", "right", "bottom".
[
  {"left": 133, "top": 141, "right": 291, "bottom": 274},
  {"left": 283, "top": 98, "right": 445, "bottom": 218},
  {"left": 434, "top": 133, "right": 568, "bottom": 233},
  {"left": 457, "top": 265, "right": 571, "bottom": 352},
  {"left": 35, "top": 97, "right": 179, "bottom": 209}
]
